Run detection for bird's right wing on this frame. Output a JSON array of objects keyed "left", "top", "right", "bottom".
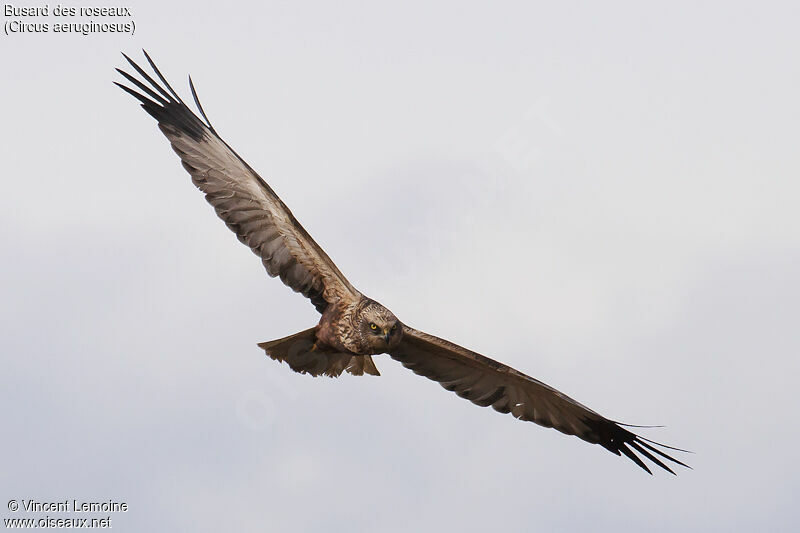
[
  {"left": 390, "top": 326, "right": 690, "bottom": 474},
  {"left": 115, "top": 51, "right": 359, "bottom": 312}
]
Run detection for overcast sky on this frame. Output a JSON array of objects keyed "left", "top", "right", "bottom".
[{"left": 2, "top": 1, "right": 799, "bottom": 531}]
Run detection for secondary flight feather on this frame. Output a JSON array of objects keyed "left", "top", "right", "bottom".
[{"left": 116, "top": 50, "right": 690, "bottom": 475}]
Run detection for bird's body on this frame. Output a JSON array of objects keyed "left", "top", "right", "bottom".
[
  {"left": 315, "top": 299, "right": 369, "bottom": 354},
  {"left": 116, "top": 51, "right": 690, "bottom": 475},
  {"left": 317, "top": 298, "right": 403, "bottom": 356}
]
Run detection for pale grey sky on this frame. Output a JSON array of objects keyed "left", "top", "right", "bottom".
[{"left": 2, "top": 1, "right": 799, "bottom": 531}]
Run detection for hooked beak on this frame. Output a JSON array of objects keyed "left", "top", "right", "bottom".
[{"left": 383, "top": 329, "right": 391, "bottom": 343}]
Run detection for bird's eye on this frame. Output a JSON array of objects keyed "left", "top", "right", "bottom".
[
  {"left": 370, "top": 323, "right": 378, "bottom": 330},
  {"left": 391, "top": 324, "right": 397, "bottom": 331}
]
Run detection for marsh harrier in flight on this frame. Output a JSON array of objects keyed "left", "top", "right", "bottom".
[{"left": 116, "top": 51, "right": 689, "bottom": 474}]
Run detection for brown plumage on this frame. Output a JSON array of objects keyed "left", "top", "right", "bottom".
[{"left": 116, "top": 51, "right": 690, "bottom": 475}]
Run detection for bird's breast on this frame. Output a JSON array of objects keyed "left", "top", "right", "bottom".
[{"left": 316, "top": 306, "right": 360, "bottom": 354}]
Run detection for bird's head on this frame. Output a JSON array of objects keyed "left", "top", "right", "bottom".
[{"left": 358, "top": 300, "right": 403, "bottom": 353}]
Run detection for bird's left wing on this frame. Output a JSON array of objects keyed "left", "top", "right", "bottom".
[
  {"left": 390, "top": 326, "right": 690, "bottom": 474},
  {"left": 115, "top": 51, "right": 358, "bottom": 313}
]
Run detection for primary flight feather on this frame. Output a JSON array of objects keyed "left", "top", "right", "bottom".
[{"left": 116, "top": 51, "right": 690, "bottom": 475}]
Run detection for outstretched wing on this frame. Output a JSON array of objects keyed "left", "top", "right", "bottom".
[
  {"left": 115, "top": 51, "right": 358, "bottom": 313},
  {"left": 390, "top": 327, "right": 690, "bottom": 474}
]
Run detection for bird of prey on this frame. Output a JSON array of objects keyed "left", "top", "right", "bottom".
[{"left": 116, "top": 51, "right": 689, "bottom": 475}]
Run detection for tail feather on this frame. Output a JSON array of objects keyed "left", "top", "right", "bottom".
[{"left": 258, "top": 328, "right": 380, "bottom": 377}]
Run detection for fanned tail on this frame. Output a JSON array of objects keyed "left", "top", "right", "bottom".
[{"left": 258, "top": 328, "right": 380, "bottom": 377}]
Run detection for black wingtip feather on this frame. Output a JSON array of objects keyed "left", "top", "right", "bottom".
[
  {"left": 619, "top": 444, "right": 653, "bottom": 475},
  {"left": 189, "top": 75, "right": 215, "bottom": 133},
  {"left": 116, "top": 51, "right": 210, "bottom": 142},
  {"left": 638, "top": 435, "right": 694, "bottom": 454},
  {"left": 115, "top": 68, "right": 169, "bottom": 106},
  {"left": 114, "top": 81, "right": 153, "bottom": 108},
  {"left": 637, "top": 439, "right": 693, "bottom": 469},
  {"left": 630, "top": 440, "right": 676, "bottom": 475},
  {"left": 616, "top": 422, "right": 666, "bottom": 429},
  {"left": 620, "top": 433, "right": 691, "bottom": 474},
  {"left": 142, "top": 49, "right": 182, "bottom": 102},
  {"left": 121, "top": 52, "right": 174, "bottom": 103},
  {"left": 583, "top": 415, "right": 691, "bottom": 474}
]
